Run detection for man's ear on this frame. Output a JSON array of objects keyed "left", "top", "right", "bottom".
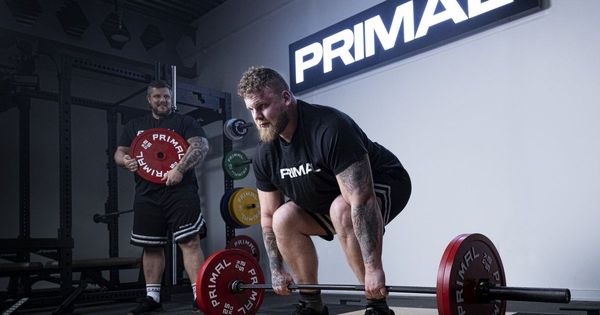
[{"left": 281, "top": 90, "right": 292, "bottom": 105}]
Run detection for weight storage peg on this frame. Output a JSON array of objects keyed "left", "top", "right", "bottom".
[
  {"left": 224, "top": 118, "right": 253, "bottom": 141},
  {"left": 93, "top": 209, "right": 133, "bottom": 224},
  {"left": 196, "top": 233, "right": 571, "bottom": 315}
]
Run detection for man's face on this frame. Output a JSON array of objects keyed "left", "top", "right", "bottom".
[
  {"left": 147, "top": 87, "right": 172, "bottom": 117},
  {"left": 244, "top": 88, "right": 289, "bottom": 143}
]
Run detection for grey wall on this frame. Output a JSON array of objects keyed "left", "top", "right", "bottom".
[{"left": 189, "top": 0, "right": 600, "bottom": 301}]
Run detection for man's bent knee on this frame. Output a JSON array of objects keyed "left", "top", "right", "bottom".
[
  {"left": 272, "top": 202, "right": 304, "bottom": 236},
  {"left": 178, "top": 235, "right": 201, "bottom": 250},
  {"left": 330, "top": 196, "right": 352, "bottom": 229}
]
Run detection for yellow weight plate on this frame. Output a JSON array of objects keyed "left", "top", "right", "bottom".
[{"left": 228, "top": 187, "right": 261, "bottom": 227}]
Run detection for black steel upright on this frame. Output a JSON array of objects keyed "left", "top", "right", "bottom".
[
  {"left": 106, "top": 107, "right": 120, "bottom": 284},
  {"left": 222, "top": 93, "right": 235, "bottom": 242},
  {"left": 18, "top": 95, "right": 31, "bottom": 264},
  {"left": 58, "top": 54, "right": 74, "bottom": 296}
]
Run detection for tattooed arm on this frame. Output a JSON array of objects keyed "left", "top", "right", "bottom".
[
  {"left": 257, "top": 189, "right": 292, "bottom": 295},
  {"left": 336, "top": 154, "right": 387, "bottom": 299},
  {"left": 163, "top": 136, "right": 209, "bottom": 186}
]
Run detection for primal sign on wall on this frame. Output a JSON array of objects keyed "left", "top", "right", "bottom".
[{"left": 289, "top": 0, "right": 543, "bottom": 93}]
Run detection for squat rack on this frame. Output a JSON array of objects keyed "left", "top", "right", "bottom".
[{"left": 0, "top": 47, "right": 235, "bottom": 313}]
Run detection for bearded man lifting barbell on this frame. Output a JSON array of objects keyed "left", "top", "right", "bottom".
[
  {"left": 114, "top": 80, "right": 210, "bottom": 314},
  {"left": 237, "top": 67, "right": 411, "bottom": 315}
]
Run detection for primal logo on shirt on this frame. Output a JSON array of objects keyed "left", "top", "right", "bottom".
[{"left": 280, "top": 163, "right": 320, "bottom": 179}]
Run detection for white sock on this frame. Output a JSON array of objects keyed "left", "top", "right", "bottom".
[
  {"left": 191, "top": 283, "right": 197, "bottom": 300},
  {"left": 146, "top": 284, "right": 161, "bottom": 303}
]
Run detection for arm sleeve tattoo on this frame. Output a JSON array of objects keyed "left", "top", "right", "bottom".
[
  {"left": 175, "top": 136, "right": 209, "bottom": 173},
  {"left": 263, "top": 229, "right": 285, "bottom": 271},
  {"left": 338, "top": 156, "right": 382, "bottom": 265}
]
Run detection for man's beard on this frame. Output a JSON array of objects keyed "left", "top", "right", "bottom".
[
  {"left": 258, "top": 111, "right": 289, "bottom": 143},
  {"left": 152, "top": 104, "right": 171, "bottom": 117}
]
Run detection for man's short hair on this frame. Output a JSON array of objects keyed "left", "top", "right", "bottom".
[
  {"left": 237, "top": 67, "right": 290, "bottom": 98},
  {"left": 147, "top": 80, "right": 171, "bottom": 96}
]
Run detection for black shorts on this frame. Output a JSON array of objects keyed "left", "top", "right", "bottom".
[
  {"left": 308, "top": 170, "right": 411, "bottom": 241},
  {"left": 130, "top": 186, "right": 207, "bottom": 247}
]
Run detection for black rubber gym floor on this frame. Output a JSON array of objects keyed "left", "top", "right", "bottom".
[{"left": 10, "top": 292, "right": 600, "bottom": 315}]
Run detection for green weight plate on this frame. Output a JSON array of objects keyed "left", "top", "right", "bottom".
[{"left": 223, "top": 150, "right": 251, "bottom": 180}]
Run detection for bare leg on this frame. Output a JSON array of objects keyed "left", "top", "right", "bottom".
[
  {"left": 271, "top": 202, "right": 326, "bottom": 292},
  {"left": 330, "top": 195, "right": 384, "bottom": 285},
  {"left": 143, "top": 247, "right": 165, "bottom": 284},
  {"left": 178, "top": 235, "right": 204, "bottom": 283},
  {"left": 329, "top": 195, "right": 365, "bottom": 283}
]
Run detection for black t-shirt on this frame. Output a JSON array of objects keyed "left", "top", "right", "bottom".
[
  {"left": 253, "top": 101, "right": 405, "bottom": 214},
  {"left": 118, "top": 112, "right": 206, "bottom": 196}
]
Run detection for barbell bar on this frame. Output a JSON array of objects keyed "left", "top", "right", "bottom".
[
  {"left": 230, "top": 281, "right": 570, "bottom": 303},
  {"left": 196, "top": 233, "right": 571, "bottom": 315},
  {"left": 231, "top": 281, "right": 437, "bottom": 295}
]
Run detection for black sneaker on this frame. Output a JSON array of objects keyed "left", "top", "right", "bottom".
[
  {"left": 364, "top": 307, "right": 395, "bottom": 315},
  {"left": 292, "top": 301, "right": 329, "bottom": 315},
  {"left": 192, "top": 299, "right": 201, "bottom": 313},
  {"left": 128, "top": 296, "right": 163, "bottom": 314}
]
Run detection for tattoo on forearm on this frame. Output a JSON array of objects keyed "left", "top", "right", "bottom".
[
  {"left": 176, "top": 137, "right": 209, "bottom": 173},
  {"left": 352, "top": 203, "right": 380, "bottom": 265},
  {"left": 338, "top": 156, "right": 382, "bottom": 266},
  {"left": 263, "top": 230, "right": 284, "bottom": 270},
  {"left": 338, "top": 157, "right": 371, "bottom": 194}
]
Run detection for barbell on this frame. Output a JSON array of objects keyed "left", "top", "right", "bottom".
[{"left": 196, "top": 233, "right": 570, "bottom": 315}]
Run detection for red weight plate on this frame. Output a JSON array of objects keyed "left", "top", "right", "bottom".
[
  {"left": 129, "top": 128, "right": 188, "bottom": 184},
  {"left": 437, "top": 233, "right": 507, "bottom": 315},
  {"left": 197, "top": 249, "right": 265, "bottom": 315},
  {"left": 436, "top": 234, "right": 467, "bottom": 315},
  {"left": 228, "top": 235, "right": 260, "bottom": 262}
]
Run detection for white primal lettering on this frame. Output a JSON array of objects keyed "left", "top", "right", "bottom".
[
  {"left": 295, "top": 43, "right": 323, "bottom": 84},
  {"left": 293, "top": 0, "right": 514, "bottom": 84},
  {"left": 323, "top": 29, "right": 355, "bottom": 74},
  {"left": 416, "top": 0, "right": 468, "bottom": 39},
  {"left": 365, "top": 1, "right": 414, "bottom": 57},
  {"left": 280, "top": 163, "right": 315, "bottom": 179},
  {"left": 207, "top": 259, "right": 232, "bottom": 308}
]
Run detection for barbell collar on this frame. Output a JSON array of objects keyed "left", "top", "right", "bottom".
[{"left": 482, "top": 285, "right": 571, "bottom": 303}]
